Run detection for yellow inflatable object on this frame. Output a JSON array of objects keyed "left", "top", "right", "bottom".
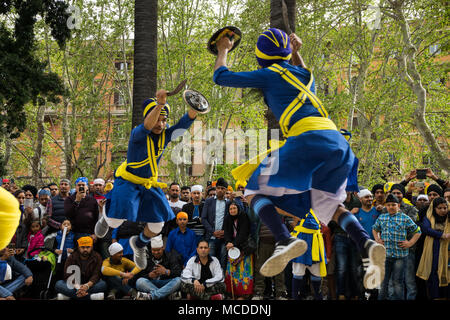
[
  {"left": 384, "top": 182, "right": 394, "bottom": 193},
  {"left": 104, "top": 182, "right": 114, "bottom": 193},
  {"left": 0, "top": 187, "right": 21, "bottom": 251},
  {"left": 235, "top": 180, "right": 247, "bottom": 191}
]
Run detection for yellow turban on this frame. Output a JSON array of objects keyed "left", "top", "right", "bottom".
[
  {"left": 384, "top": 182, "right": 394, "bottom": 193},
  {"left": 104, "top": 182, "right": 114, "bottom": 193},
  {"left": 176, "top": 212, "right": 188, "bottom": 220},
  {"left": 77, "top": 236, "right": 93, "bottom": 247},
  {"left": 235, "top": 180, "right": 247, "bottom": 190},
  {"left": 0, "top": 188, "right": 21, "bottom": 251}
]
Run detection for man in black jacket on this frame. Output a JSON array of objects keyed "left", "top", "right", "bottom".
[
  {"left": 134, "top": 235, "right": 183, "bottom": 300},
  {"left": 65, "top": 177, "right": 99, "bottom": 241},
  {"left": 182, "top": 184, "right": 205, "bottom": 244},
  {"left": 201, "top": 178, "right": 230, "bottom": 270},
  {"left": 65, "top": 177, "right": 111, "bottom": 259}
]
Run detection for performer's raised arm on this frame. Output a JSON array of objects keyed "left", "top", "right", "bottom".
[
  {"left": 289, "top": 33, "right": 306, "bottom": 68},
  {"left": 143, "top": 89, "right": 167, "bottom": 131},
  {"left": 187, "top": 108, "right": 198, "bottom": 120},
  {"left": 214, "top": 36, "right": 233, "bottom": 71}
]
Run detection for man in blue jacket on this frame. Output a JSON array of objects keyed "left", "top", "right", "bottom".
[{"left": 165, "top": 212, "right": 197, "bottom": 266}]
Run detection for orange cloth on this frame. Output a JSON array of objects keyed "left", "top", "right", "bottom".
[
  {"left": 77, "top": 236, "right": 93, "bottom": 247},
  {"left": 176, "top": 211, "right": 188, "bottom": 220}
]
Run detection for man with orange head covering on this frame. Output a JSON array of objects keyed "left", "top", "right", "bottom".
[
  {"left": 165, "top": 212, "right": 197, "bottom": 266},
  {"left": 55, "top": 236, "right": 107, "bottom": 300}
]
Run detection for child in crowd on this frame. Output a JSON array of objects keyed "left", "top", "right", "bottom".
[
  {"left": 26, "top": 220, "right": 44, "bottom": 259},
  {"left": 372, "top": 194, "right": 421, "bottom": 300},
  {"left": 290, "top": 211, "right": 327, "bottom": 300},
  {"left": 54, "top": 219, "right": 75, "bottom": 262}
]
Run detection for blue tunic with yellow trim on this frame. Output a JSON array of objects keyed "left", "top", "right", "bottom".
[
  {"left": 291, "top": 213, "right": 327, "bottom": 266},
  {"left": 213, "top": 61, "right": 357, "bottom": 218},
  {"left": 105, "top": 113, "right": 194, "bottom": 223}
]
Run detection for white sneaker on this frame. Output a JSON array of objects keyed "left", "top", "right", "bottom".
[
  {"left": 90, "top": 292, "right": 104, "bottom": 300},
  {"left": 251, "top": 295, "right": 264, "bottom": 300},
  {"left": 259, "top": 237, "right": 307, "bottom": 277},
  {"left": 95, "top": 216, "right": 109, "bottom": 238},
  {"left": 362, "top": 240, "right": 386, "bottom": 289},
  {"left": 169, "top": 291, "right": 182, "bottom": 300},
  {"left": 136, "top": 291, "right": 152, "bottom": 300},
  {"left": 129, "top": 236, "right": 148, "bottom": 270},
  {"left": 57, "top": 293, "right": 70, "bottom": 300}
]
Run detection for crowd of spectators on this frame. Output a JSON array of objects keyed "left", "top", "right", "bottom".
[{"left": 0, "top": 168, "right": 448, "bottom": 301}]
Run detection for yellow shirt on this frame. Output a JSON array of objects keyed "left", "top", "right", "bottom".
[{"left": 101, "top": 257, "right": 140, "bottom": 277}]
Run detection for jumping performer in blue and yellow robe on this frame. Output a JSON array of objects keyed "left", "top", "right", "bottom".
[
  {"left": 95, "top": 89, "right": 198, "bottom": 269},
  {"left": 213, "top": 28, "right": 385, "bottom": 289}
]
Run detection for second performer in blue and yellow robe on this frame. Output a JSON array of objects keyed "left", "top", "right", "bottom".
[{"left": 104, "top": 100, "right": 195, "bottom": 226}]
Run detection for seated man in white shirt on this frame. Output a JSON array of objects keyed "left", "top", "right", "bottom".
[{"left": 180, "top": 240, "right": 225, "bottom": 300}]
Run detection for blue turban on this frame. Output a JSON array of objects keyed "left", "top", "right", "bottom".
[
  {"left": 38, "top": 189, "right": 51, "bottom": 197},
  {"left": 75, "top": 177, "right": 89, "bottom": 185},
  {"left": 302, "top": 212, "right": 320, "bottom": 231},
  {"left": 142, "top": 98, "right": 170, "bottom": 119},
  {"left": 255, "top": 28, "right": 292, "bottom": 68}
]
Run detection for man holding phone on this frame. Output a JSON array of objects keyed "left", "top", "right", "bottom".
[
  {"left": 400, "top": 168, "right": 448, "bottom": 204},
  {"left": 65, "top": 177, "right": 100, "bottom": 244}
]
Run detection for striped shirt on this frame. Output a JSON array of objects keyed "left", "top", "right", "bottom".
[{"left": 372, "top": 211, "right": 421, "bottom": 258}]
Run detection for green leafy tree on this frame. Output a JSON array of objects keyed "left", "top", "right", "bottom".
[{"left": 0, "top": 0, "right": 71, "bottom": 176}]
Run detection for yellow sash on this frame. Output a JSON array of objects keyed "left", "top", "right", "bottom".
[
  {"left": 291, "top": 210, "right": 327, "bottom": 277},
  {"left": 231, "top": 116, "right": 337, "bottom": 185},
  {"left": 115, "top": 130, "right": 167, "bottom": 190},
  {"left": 267, "top": 63, "right": 329, "bottom": 136},
  {"left": 231, "top": 64, "right": 336, "bottom": 185}
]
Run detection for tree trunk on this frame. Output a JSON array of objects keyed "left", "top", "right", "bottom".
[
  {"left": 132, "top": 0, "right": 158, "bottom": 129},
  {"left": 392, "top": 1, "right": 450, "bottom": 173},
  {"left": 0, "top": 138, "right": 12, "bottom": 177},
  {"left": 267, "top": 0, "right": 296, "bottom": 144},
  {"left": 31, "top": 104, "right": 45, "bottom": 186}
]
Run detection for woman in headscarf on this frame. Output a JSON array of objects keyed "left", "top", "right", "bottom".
[
  {"left": 416, "top": 197, "right": 449, "bottom": 299},
  {"left": 223, "top": 201, "right": 253, "bottom": 299}
]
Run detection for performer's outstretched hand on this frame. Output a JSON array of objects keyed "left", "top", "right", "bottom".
[
  {"left": 156, "top": 89, "right": 168, "bottom": 105},
  {"left": 214, "top": 35, "right": 234, "bottom": 71},
  {"left": 216, "top": 35, "right": 234, "bottom": 53},
  {"left": 289, "top": 33, "right": 302, "bottom": 52},
  {"left": 289, "top": 33, "right": 306, "bottom": 68}
]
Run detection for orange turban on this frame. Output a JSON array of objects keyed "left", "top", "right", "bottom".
[
  {"left": 176, "top": 212, "right": 188, "bottom": 220},
  {"left": 77, "top": 236, "right": 93, "bottom": 247}
]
